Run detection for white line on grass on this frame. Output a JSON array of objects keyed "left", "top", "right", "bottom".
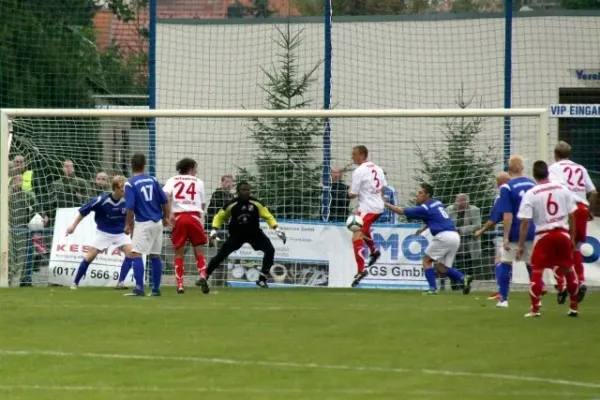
[
  {"left": 0, "top": 384, "right": 587, "bottom": 397},
  {"left": 1, "top": 349, "right": 599, "bottom": 390},
  {"left": 0, "top": 301, "right": 474, "bottom": 313}
]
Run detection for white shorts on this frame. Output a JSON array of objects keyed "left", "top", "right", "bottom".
[
  {"left": 501, "top": 241, "right": 533, "bottom": 264},
  {"left": 425, "top": 231, "right": 460, "bottom": 267},
  {"left": 132, "top": 220, "right": 163, "bottom": 255},
  {"left": 92, "top": 230, "right": 131, "bottom": 251}
]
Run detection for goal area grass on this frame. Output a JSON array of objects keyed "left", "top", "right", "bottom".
[{"left": 0, "top": 287, "right": 599, "bottom": 400}]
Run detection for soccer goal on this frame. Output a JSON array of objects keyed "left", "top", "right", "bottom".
[{"left": 0, "top": 108, "right": 549, "bottom": 289}]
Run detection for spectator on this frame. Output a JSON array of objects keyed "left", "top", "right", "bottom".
[
  {"left": 379, "top": 171, "right": 398, "bottom": 224},
  {"left": 206, "top": 174, "right": 234, "bottom": 227},
  {"left": 49, "top": 160, "right": 90, "bottom": 213},
  {"left": 329, "top": 168, "right": 350, "bottom": 222},
  {"left": 9, "top": 155, "right": 35, "bottom": 193},
  {"left": 92, "top": 172, "right": 110, "bottom": 197},
  {"left": 446, "top": 193, "right": 482, "bottom": 284},
  {"left": 8, "top": 175, "right": 40, "bottom": 286}
]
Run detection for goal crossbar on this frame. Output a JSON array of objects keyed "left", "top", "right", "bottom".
[{"left": 0, "top": 107, "right": 550, "bottom": 288}]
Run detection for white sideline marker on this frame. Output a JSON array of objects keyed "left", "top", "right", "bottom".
[{"left": 0, "top": 349, "right": 599, "bottom": 389}]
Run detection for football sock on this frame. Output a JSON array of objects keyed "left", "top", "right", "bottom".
[
  {"left": 151, "top": 257, "right": 162, "bottom": 292},
  {"left": 118, "top": 257, "right": 132, "bottom": 283},
  {"left": 564, "top": 266, "right": 579, "bottom": 311},
  {"left": 74, "top": 259, "right": 90, "bottom": 285},
  {"left": 424, "top": 268, "right": 437, "bottom": 291},
  {"left": 195, "top": 253, "right": 206, "bottom": 277},
  {"left": 526, "top": 263, "right": 545, "bottom": 288},
  {"left": 494, "top": 262, "right": 502, "bottom": 291},
  {"left": 573, "top": 250, "right": 585, "bottom": 285},
  {"left": 529, "top": 268, "right": 543, "bottom": 313},
  {"left": 174, "top": 257, "right": 184, "bottom": 286},
  {"left": 353, "top": 240, "right": 365, "bottom": 273},
  {"left": 363, "top": 232, "right": 376, "bottom": 254},
  {"left": 445, "top": 267, "right": 464, "bottom": 282},
  {"left": 498, "top": 263, "right": 512, "bottom": 301},
  {"left": 132, "top": 257, "right": 145, "bottom": 292}
]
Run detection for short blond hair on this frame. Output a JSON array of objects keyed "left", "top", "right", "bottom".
[
  {"left": 508, "top": 155, "right": 524, "bottom": 174},
  {"left": 495, "top": 171, "right": 510, "bottom": 186},
  {"left": 112, "top": 175, "right": 126, "bottom": 190}
]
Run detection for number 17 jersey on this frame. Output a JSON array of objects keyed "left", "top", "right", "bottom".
[
  {"left": 163, "top": 175, "right": 206, "bottom": 214},
  {"left": 351, "top": 161, "right": 387, "bottom": 214}
]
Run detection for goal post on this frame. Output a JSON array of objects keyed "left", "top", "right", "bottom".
[{"left": 0, "top": 107, "right": 549, "bottom": 289}]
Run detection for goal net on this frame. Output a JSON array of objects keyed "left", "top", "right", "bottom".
[{"left": 1, "top": 108, "right": 548, "bottom": 290}]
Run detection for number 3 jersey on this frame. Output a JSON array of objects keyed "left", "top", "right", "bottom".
[
  {"left": 163, "top": 175, "right": 206, "bottom": 214},
  {"left": 212, "top": 196, "right": 277, "bottom": 235},
  {"left": 351, "top": 161, "right": 387, "bottom": 214},
  {"left": 548, "top": 160, "right": 596, "bottom": 205},
  {"left": 497, "top": 176, "right": 536, "bottom": 242}
]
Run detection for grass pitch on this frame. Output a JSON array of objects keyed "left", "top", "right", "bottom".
[{"left": 0, "top": 287, "right": 599, "bottom": 400}]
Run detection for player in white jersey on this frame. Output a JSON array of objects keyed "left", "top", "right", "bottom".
[
  {"left": 162, "top": 158, "right": 207, "bottom": 294},
  {"left": 517, "top": 161, "right": 580, "bottom": 318},
  {"left": 348, "top": 145, "right": 387, "bottom": 287},
  {"left": 548, "top": 141, "right": 597, "bottom": 301}
]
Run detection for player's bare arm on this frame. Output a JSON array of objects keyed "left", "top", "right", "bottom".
[
  {"left": 568, "top": 212, "right": 577, "bottom": 249},
  {"left": 588, "top": 189, "right": 597, "bottom": 220},
  {"left": 416, "top": 224, "right": 428, "bottom": 235},
  {"left": 384, "top": 202, "right": 404, "bottom": 215},
  {"left": 516, "top": 218, "right": 531, "bottom": 260},
  {"left": 125, "top": 210, "right": 135, "bottom": 235},
  {"left": 162, "top": 200, "right": 171, "bottom": 226},
  {"left": 66, "top": 213, "right": 84, "bottom": 235},
  {"left": 474, "top": 220, "right": 496, "bottom": 238},
  {"left": 502, "top": 212, "right": 512, "bottom": 250}
]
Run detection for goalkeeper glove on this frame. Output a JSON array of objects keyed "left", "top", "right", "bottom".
[
  {"left": 275, "top": 227, "right": 286, "bottom": 244},
  {"left": 209, "top": 229, "right": 218, "bottom": 247}
]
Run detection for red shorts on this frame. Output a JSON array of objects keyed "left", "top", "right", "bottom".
[
  {"left": 531, "top": 228, "right": 574, "bottom": 270},
  {"left": 356, "top": 212, "right": 381, "bottom": 235},
  {"left": 171, "top": 212, "right": 208, "bottom": 248},
  {"left": 573, "top": 202, "right": 589, "bottom": 244}
]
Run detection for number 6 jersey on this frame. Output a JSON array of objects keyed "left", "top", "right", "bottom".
[
  {"left": 163, "top": 175, "right": 206, "bottom": 214},
  {"left": 350, "top": 161, "right": 387, "bottom": 214}
]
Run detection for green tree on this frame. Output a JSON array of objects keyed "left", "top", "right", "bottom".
[
  {"left": 238, "top": 26, "right": 324, "bottom": 220},
  {"left": 411, "top": 93, "right": 497, "bottom": 216},
  {"left": 292, "top": 0, "right": 407, "bottom": 16}
]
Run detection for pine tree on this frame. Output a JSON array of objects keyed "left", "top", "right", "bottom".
[
  {"left": 238, "top": 26, "right": 323, "bottom": 220},
  {"left": 412, "top": 92, "right": 498, "bottom": 216}
]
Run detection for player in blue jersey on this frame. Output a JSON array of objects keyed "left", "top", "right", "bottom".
[
  {"left": 474, "top": 172, "right": 510, "bottom": 300},
  {"left": 67, "top": 176, "right": 134, "bottom": 289},
  {"left": 385, "top": 183, "right": 474, "bottom": 295},
  {"left": 124, "top": 153, "right": 170, "bottom": 297},
  {"left": 494, "top": 155, "right": 545, "bottom": 307}
]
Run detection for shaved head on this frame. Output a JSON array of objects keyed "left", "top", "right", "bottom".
[
  {"left": 495, "top": 171, "right": 510, "bottom": 187},
  {"left": 554, "top": 141, "right": 571, "bottom": 161}
]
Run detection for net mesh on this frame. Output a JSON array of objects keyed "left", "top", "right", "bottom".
[{"left": 7, "top": 114, "right": 542, "bottom": 288}]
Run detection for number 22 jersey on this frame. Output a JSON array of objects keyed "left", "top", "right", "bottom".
[{"left": 351, "top": 161, "right": 387, "bottom": 214}]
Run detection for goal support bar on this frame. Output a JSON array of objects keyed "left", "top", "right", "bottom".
[{"left": 0, "top": 107, "right": 549, "bottom": 288}]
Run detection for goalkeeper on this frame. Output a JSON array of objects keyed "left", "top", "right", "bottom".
[{"left": 198, "top": 182, "right": 286, "bottom": 293}]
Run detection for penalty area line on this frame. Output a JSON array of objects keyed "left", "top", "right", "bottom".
[{"left": 1, "top": 349, "right": 599, "bottom": 390}]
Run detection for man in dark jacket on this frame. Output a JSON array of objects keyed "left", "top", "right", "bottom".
[{"left": 329, "top": 168, "right": 350, "bottom": 222}]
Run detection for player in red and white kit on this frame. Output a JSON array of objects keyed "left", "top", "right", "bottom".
[
  {"left": 548, "top": 141, "right": 597, "bottom": 301},
  {"left": 162, "top": 158, "right": 207, "bottom": 294},
  {"left": 517, "top": 160, "right": 580, "bottom": 318},
  {"left": 349, "top": 145, "right": 387, "bottom": 287}
]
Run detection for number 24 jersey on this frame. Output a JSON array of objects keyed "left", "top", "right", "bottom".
[{"left": 163, "top": 175, "right": 206, "bottom": 214}]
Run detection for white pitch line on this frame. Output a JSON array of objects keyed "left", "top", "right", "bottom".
[
  {"left": 0, "top": 384, "right": 586, "bottom": 397},
  {"left": 1, "top": 349, "right": 599, "bottom": 390},
  {"left": 0, "top": 301, "right": 474, "bottom": 313}
]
